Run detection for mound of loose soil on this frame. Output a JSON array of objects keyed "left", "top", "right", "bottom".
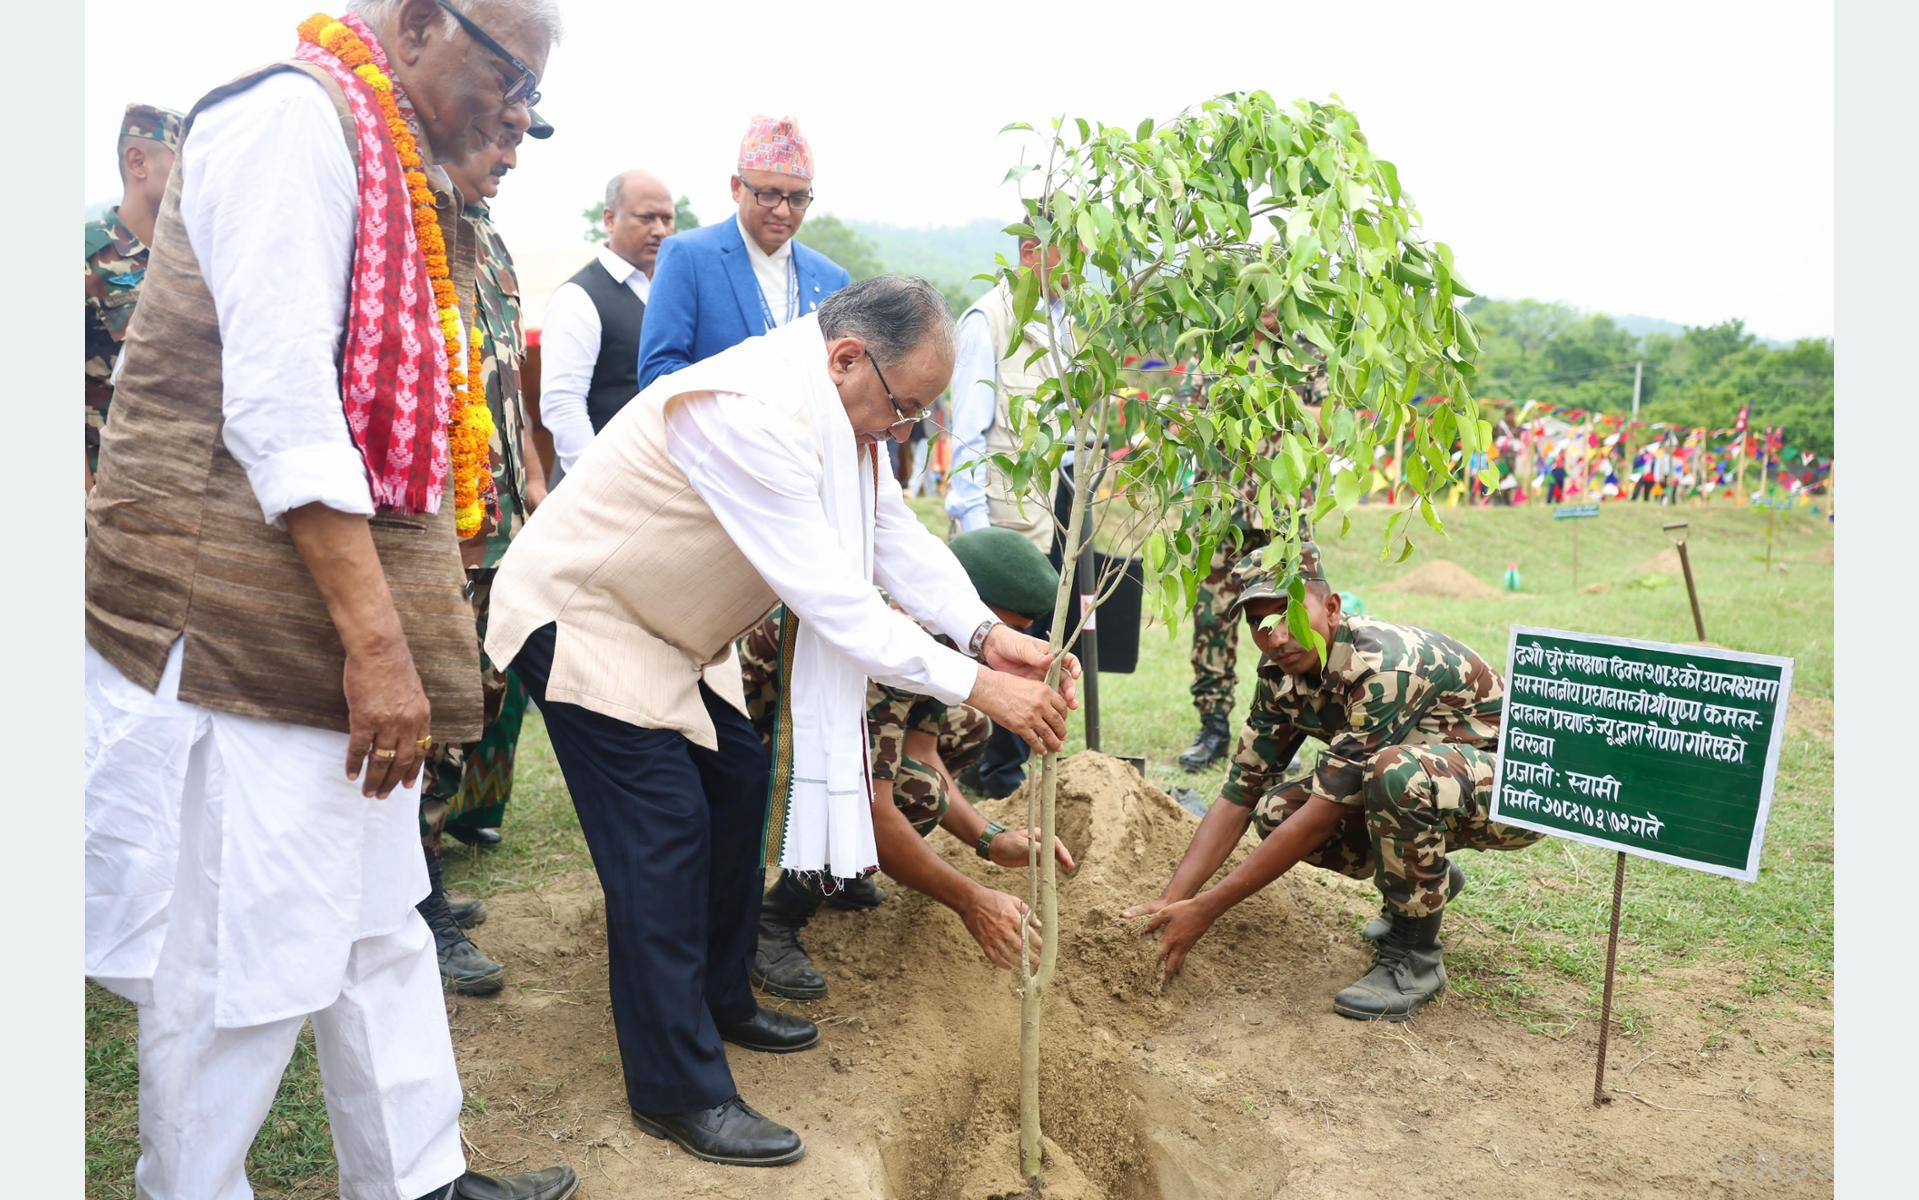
[
  {"left": 1813, "top": 541, "right": 1834, "bottom": 565},
  {"left": 1637, "top": 547, "right": 1685, "bottom": 575},
  {"left": 1375, "top": 559, "right": 1501, "bottom": 601},
  {"left": 445, "top": 751, "right": 1833, "bottom": 1199}
]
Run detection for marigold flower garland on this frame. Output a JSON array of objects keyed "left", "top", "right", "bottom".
[{"left": 297, "top": 13, "right": 493, "bottom": 538}]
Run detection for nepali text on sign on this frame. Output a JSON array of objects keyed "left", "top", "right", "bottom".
[{"left": 1490, "top": 626, "right": 1792, "bottom": 881}]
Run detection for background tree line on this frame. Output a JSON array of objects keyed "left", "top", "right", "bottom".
[{"left": 1462, "top": 298, "right": 1834, "bottom": 457}]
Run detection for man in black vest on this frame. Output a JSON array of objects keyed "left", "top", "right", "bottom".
[{"left": 539, "top": 169, "right": 675, "bottom": 479}]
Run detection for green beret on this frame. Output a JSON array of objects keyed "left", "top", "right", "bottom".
[
  {"left": 1226, "top": 541, "right": 1327, "bottom": 620},
  {"left": 948, "top": 528, "right": 1059, "bottom": 621}
]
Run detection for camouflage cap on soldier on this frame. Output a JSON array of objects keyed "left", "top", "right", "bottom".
[
  {"left": 120, "top": 103, "right": 186, "bottom": 150},
  {"left": 527, "top": 108, "right": 554, "bottom": 140},
  {"left": 1226, "top": 541, "right": 1327, "bottom": 619}
]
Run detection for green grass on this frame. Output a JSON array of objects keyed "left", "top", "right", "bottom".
[{"left": 84, "top": 494, "right": 1833, "bottom": 1196}]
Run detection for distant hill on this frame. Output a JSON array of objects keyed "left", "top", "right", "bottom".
[{"left": 847, "top": 217, "right": 1009, "bottom": 304}]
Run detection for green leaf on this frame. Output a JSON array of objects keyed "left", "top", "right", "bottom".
[
  {"left": 1000, "top": 121, "right": 1034, "bottom": 134},
  {"left": 1002, "top": 164, "right": 1036, "bottom": 185},
  {"left": 1419, "top": 495, "right": 1445, "bottom": 534},
  {"left": 1136, "top": 116, "right": 1154, "bottom": 142},
  {"left": 1396, "top": 538, "right": 1418, "bottom": 564},
  {"left": 1075, "top": 117, "right": 1091, "bottom": 144},
  {"left": 1334, "top": 467, "right": 1360, "bottom": 511}
]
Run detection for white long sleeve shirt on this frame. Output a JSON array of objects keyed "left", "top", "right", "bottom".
[
  {"left": 182, "top": 71, "right": 376, "bottom": 526},
  {"left": 538, "top": 245, "right": 652, "bottom": 475},
  {"left": 664, "top": 391, "right": 991, "bottom": 704},
  {"left": 943, "top": 309, "right": 998, "bottom": 532}
]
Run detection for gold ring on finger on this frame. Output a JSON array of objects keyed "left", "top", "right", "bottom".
[
  {"left": 373, "top": 748, "right": 399, "bottom": 761},
  {"left": 416, "top": 736, "right": 435, "bottom": 751}
]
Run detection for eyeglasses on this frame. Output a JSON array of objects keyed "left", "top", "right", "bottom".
[
  {"left": 435, "top": 0, "right": 542, "bottom": 107},
  {"left": 740, "top": 182, "right": 814, "bottom": 212},
  {"left": 866, "top": 351, "right": 931, "bottom": 426}
]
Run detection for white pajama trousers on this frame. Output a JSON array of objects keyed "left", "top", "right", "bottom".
[{"left": 86, "top": 642, "right": 466, "bottom": 1200}]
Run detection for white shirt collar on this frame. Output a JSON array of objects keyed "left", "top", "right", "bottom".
[
  {"left": 736, "top": 214, "right": 793, "bottom": 265},
  {"left": 597, "top": 244, "right": 645, "bottom": 284}
]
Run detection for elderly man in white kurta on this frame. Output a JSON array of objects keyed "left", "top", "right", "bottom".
[
  {"left": 485, "top": 275, "right": 1078, "bottom": 1169},
  {"left": 82, "top": 3, "right": 575, "bottom": 1199}
]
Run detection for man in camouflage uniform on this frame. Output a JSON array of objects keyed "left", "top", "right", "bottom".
[
  {"left": 1127, "top": 541, "right": 1544, "bottom": 1020},
  {"left": 738, "top": 528, "right": 1075, "bottom": 1001},
  {"left": 1179, "top": 319, "right": 1331, "bottom": 770},
  {"left": 85, "top": 103, "right": 183, "bottom": 487},
  {"left": 412, "top": 109, "right": 555, "bottom": 996}
]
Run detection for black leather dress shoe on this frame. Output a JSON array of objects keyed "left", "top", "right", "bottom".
[
  {"left": 717, "top": 1006, "right": 820, "bottom": 1053},
  {"left": 447, "top": 825, "right": 503, "bottom": 849},
  {"left": 413, "top": 1166, "right": 578, "bottom": 1199},
  {"left": 632, "top": 1096, "right": 804, "bottom": 1167}
]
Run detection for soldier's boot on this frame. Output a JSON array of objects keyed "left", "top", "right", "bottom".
[
  {"left": 822, "top": 875, "right": 885, "bottom": 911},
  {"left": 419, "top": 845, "right": 505, "bottom": 996},
  {"left": 751, "top": 871, "right": 828, "bottom": 1001},
  {"left": 1177, "top": 712, "right": 1233, "bottom": 772},
  {"left": 1332, "top": 910, "right": 1446, "bottom": 1022},
  {"left": 1362, "top": 859, "right": 1464, "bottom": 943}
]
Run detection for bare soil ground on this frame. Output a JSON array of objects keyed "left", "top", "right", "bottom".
[
  {"left": 446, "top": 755, "right": 1832, "bottom": 1199},
  {"left": 1374, "top": 560, "right": 1502, "bottom": 601}
]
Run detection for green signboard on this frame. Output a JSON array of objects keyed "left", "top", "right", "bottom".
[
  {"left": 1491, "top": 626, "right": 1793, "bottom": 881},
  {"left": 1554, "top": 504, "right": 1601, "bottom": 519}
]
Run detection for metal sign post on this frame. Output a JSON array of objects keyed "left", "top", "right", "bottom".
[
  {"left": 1491, "top": 624, "right": 1793, "bottom": 1105},
  {"left": 1554, "top": 504, "right": 1600, "bottom": 588}
]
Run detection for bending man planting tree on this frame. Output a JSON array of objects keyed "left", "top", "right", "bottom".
[
  {"left": 1125, "top": 541, "right": 1544, "bottom": 1020},
  {"left": 739, "top": 527, "right": 1076, "bottom": 998}
]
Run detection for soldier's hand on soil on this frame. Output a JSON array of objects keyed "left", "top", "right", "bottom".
[
  {"left": 980, "top": 623, "right": 1082, "bottom": 711},
  {"left": 987, "top": 826, "right": 1076, "bottom": 874},
  {"left": 1128, "top": 896, "right": 1219, "bottom": 979},
  {"left": 963, "top": 887, "right": 1041, "bottom": 971},
  {"left": 967, "top": 668, "right": 1070, "bottom": 753}
]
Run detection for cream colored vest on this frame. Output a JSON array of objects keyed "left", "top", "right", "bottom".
[
  {"left": 963, "top": 279, "right": 1072, "bottom": 551},
  {"left": 483, "top": 331, "right": 826, "bottom": 750}
]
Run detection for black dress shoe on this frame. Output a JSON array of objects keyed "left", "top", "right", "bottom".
[
  {"left": 414, "top": 1166, "right": 579, "bottom": 1199},
  {"left": 632, "top": 1096, "right": 804, "bottom": 1167},
  {"left": 447, "top": 825, "right": 504, "bottom": 849},
  {"left": 718, "top": 1006, "right": 820, "bottom": 1053}
]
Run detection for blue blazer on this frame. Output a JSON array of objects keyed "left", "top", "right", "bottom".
[{"left": 635, "top": 218, "right": 852, "bottom": 390}]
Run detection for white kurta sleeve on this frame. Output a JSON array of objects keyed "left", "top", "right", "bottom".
[
  {"left": 535, "top": 280, "right": 602, "bottom": 474},
  {"left": 873, "top": 472, "right": 997, "bottom": 646},
  {"left": 943, "top": 310, "right": 997, "bottom": 532},
  {"left": 665, "top": 393, "right": 983, "bottom": 705},
  {"left": 181, "top": 71, "right": 372, "bottom": 526}
]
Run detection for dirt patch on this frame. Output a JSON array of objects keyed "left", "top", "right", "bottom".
[
  {"left": 1812, "top": 541, "right": 1834, "bottom": 565},
  {"left": 1788, "top": 694, "right": 1834, "bottom": 743},
  {"left": 1637, "top": 547, "right": 1684, "bottom": 575},
  {"left": 447, "top": 752, "right": 1832, "bottom": 1198},
  {"left": 1581, "top": 582, "right": 1613, "bottom": 595},
  {"left": 1375, "top": 560, "right": 1501, "bottom": 601}
]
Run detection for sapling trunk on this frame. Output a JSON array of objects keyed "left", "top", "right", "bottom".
[{"left": 1018, "top": 390, "right": 1102, "bottom": 1186}]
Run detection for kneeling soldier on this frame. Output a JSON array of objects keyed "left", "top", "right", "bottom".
[
  {"left": 1125, "top": 542, "right": 1543, "bottom": 1020},
  {"left": 739, "top": 528, "right": 1075, "bottom": 1000}
]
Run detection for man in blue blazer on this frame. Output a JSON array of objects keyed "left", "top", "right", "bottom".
[{"left": 637, "top": 115, "right": 852, "bottom": 390}]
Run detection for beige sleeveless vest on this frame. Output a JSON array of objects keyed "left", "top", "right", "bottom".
[
  {"left": 961, "top": 279, "right": 1070, "bottom": 552},
  {"left": 84, "top": 61, "right": 483, "bottom": 741},
  {"left": 483, "top": 325, "right": 832, "bottom": 751}
]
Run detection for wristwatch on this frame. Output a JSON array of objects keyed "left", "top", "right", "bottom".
[
  {"left": 976, "top": 820, "right": 1007, "bottom": 861},
  {"left": 967, "top": 619, "right": 1002, "bottom": 659}
]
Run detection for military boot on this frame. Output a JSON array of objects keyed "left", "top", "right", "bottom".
[
  {"left": 823, "top": 874, "right": 885, "bottom": 911},
  {"left": 1177, "top": 712, "right": 1233, "bottom": 771},
  {"left": 1362, "top": 859, "right": 1465, "bottom": 942},
  {"left": 752, "top": 871, "right": 828, "bottom": 1001},
  {"left": 1332, "top": 909, "right": 1446, "bottom": 1021},
  {"left": 419, "top": 845, "right": 505, "bottom": 996}
]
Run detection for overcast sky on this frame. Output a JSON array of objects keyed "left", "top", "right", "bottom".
[{"left": 83, "top": 0, "right": 1833, "bottom": 341}]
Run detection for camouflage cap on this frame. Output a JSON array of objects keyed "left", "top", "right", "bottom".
[
  {"left": 527, "top": 108, "right": 554, "bottom": 140},
  {"left": 120, "top": 103, "right": 185, "bottom": 150},
  {"left": 1226, "top": 541, "right": 1326, "bottom": 619}
]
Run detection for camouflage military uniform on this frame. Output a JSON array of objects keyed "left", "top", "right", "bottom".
[
  {"left": 423, "top": 200, "right": 536, "bottom": 842},
  {"left": 1220, "top": 615, "right": 1543, "bottom": 916},
  {"left": 1188, "top": 343, "right": 1331, "bottom": 719},
  {"left": 84, "top": 208, "right": 151, "bottom": 475},
  {"left": 739, "top": 608, "right": 989, "bottom": 839}
]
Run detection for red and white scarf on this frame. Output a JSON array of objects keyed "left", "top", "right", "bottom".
[{"left": 295, "top": 15, "right": 452, "bottom": 514}]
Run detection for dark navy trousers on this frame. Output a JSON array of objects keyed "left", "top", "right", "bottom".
[{"left": 511, "top": 623, "right": 767, "bottom": 1114}]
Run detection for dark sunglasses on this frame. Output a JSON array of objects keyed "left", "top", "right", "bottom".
[
  {"left": 866, "top": 351, "right": 931, "bottom": 426},
  {"left": 435, "top": 0, "right": 541, "bottom": 107}
]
